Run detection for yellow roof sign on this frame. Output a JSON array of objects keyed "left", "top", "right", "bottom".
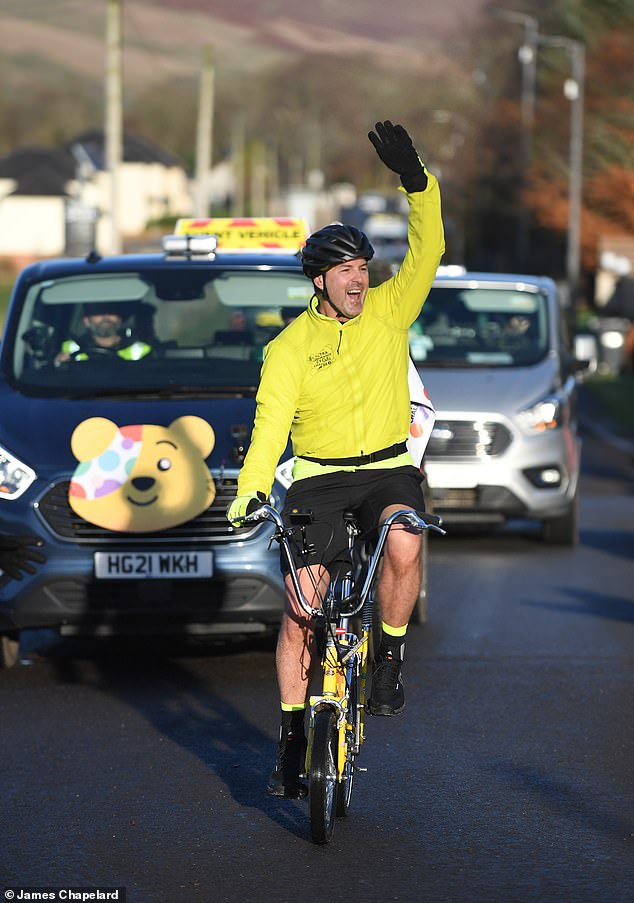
[{"left": 174, "top": 217, "right": 309, "bottom": 252}]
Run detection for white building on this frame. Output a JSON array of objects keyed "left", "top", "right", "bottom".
[{"left": 0, "top": 131, "right": 192, "bottom": 262}]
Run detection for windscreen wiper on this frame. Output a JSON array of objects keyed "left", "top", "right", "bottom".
[{"left": 62, "top": 385, "right": 259, "bottom": 399}]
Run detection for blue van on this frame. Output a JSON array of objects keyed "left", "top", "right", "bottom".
[{"left": 0, "top": 222, "right": 314, "bottom": 666}]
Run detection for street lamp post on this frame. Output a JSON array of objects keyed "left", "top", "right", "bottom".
[
  {"left": 492, "top": 8, "right": 538, "bottom": 269},
  {"left": 538, "top": 34, "right": 586, "bottom": 304},
  {"left": 430, "top": 110, "right": 468, "bottom": 265},
  {"left": 493, "top": 9, "right": 538, "bottom": 161}
]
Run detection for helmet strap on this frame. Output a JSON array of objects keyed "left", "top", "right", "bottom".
[{"left": 316, "top": 271, "right": 352, "bottom": 322}]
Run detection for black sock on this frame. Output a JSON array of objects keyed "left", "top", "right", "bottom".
[
  {"left": 379, "top": 632, "right": 406, "bottom": 662},
  {"left": 280, "top": 708, "right": 306, "bottom": 741}
]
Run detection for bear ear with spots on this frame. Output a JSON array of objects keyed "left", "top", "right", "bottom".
[
  {"left": 71, "top": 418, "right": 120, "bottom": 462},
  {"left": 169, "top": 416, "right": 215, "bottom": 459}
]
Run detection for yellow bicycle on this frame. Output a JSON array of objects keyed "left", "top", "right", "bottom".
[{"left": 240, "top": 504, "right": 445, "bottom": 844}]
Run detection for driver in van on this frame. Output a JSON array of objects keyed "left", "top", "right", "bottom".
[{"left": 54, "top": 303, "right": 152, "bottom": 363}]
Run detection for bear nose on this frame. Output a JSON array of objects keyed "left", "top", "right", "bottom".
[{"left": 131, "top": 476, "right": 155, "bottom": 492}]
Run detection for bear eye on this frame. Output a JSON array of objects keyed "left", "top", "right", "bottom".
[{"left": 157, "top": 457, "right": 172, "bottom": 471}]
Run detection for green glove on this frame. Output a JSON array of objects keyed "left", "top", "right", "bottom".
[{"left": 227, "top": 491, "right": 266, "bottom": 523}]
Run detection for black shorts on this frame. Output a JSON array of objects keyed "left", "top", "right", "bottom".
[{"left": 280, "top": 465, "right": 426, "bottom": 575}]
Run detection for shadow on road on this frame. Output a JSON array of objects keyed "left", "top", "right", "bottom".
[
  {"left": 579, "top": 526, "right": 634, "bottom": 560},
  {"left": 523, "top": 585, "right": 634, "bottom": 624},
  {"left": 488, "top": 760, "right": 634, "bottom": 841},
  {"left": 25, "top": 634, "right": 311, "bottom": 841}
]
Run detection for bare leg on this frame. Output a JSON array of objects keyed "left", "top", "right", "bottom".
[
  {"left": 376, "top": 504, "right": 423, "bottom": 629},
  {"left": 366, "top": 505, "right": 423, "bottom": 716},
  {"left": 276, "top": 565, "right": 329, "bottom": 706}
]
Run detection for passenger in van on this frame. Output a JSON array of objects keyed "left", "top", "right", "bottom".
[
  {"left": 54, "top": 303, "right": 153, "bottom": 363},
  {"left": 230, "top": 309, "right": 248, "bottom": 331},
  {"left": 504, "top": 314, "right": 531, "bottom": 336},
  {"left": 211, "top": 308, "right": 254, "bottom": 347}
]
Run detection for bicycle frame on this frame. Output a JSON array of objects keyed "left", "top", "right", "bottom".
[
  {"left": 306, "top": 514, "right": 367, "bottom": 784},
  {"left": 240, "top": 505, "right": 446, "bottom": 781}
]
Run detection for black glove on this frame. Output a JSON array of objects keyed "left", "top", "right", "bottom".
[
  {"left": 0, "top": 534, "right": 46, "bottom": 581},
  {"left": 368, "top": 120, "right": 428, "bottom": 192}
]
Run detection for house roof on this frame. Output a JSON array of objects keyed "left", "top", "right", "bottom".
[
  {"left": 0, "top": 131, "right": 183, "bottom": 197},
  {"left": 0, "top": 147, "right": 75, "bottom": 196},
  {"left": 66, "top": 129, "right": 182, "bottom": 169}
]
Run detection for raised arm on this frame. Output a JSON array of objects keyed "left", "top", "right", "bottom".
[{"left": 367, "top": 121, "right": 444, "bottom": 328}]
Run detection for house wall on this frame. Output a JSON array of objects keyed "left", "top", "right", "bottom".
[
  {"left": 0, "top": 160, "right": 192, "bottom": 261},
  {"left": 0, "top": 195, "right": 66, "bottom": 257},
  {"left": 0, "top": 178, "right": 16, "bottom": 203}
]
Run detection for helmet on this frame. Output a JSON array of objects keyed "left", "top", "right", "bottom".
[{"left": 301, "top": 223, "right": 374, "bottom": 279}]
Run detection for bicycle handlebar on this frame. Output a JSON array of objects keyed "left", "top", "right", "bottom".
[
  {"left": 234, "top": 504, "right": 446, "bottom": 618},
  {"left": 238, "top": 503, "right": 284, "bottom": 528},
  {"left": 238, "top": 503, "right": 445, "bottom": 534},
  {"left": 381, "top": 508, "right": 446, "bottom": 535}
]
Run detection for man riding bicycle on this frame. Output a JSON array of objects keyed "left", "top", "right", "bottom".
[{"left": 228, "top": 120, "right": 445, "bottom": 798}]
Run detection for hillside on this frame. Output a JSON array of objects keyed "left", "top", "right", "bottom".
[{"left": 1, "top": 0, "right": 489, "bottom": 88}]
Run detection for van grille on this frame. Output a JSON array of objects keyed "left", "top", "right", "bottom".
[
  {"left": 426, "top": 420, "right": 512, "bottom": 458},
  {"left": 429, "top": 488, "right": 478, "bottom": 508},
  {"left": 41, "top": 576, "right": 268, "bottom": 614},
  {"left": 35, "top": 477, "right": 258, "bottom": 544}
]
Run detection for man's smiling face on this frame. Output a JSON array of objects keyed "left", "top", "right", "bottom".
[{"left": 315, "top": 258, "right": 370, "bottom": 321}]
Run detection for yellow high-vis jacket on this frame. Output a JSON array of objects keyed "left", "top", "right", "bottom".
[{"left": 237, "top": 172, "right": 445, "bottom": 497}]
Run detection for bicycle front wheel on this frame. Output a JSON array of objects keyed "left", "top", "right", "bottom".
[
  {"left": 336, "top": 669, "right": 359, "bottom": 817},
  {"left": 309, "top": 707, "right": 338, "bottom": 844}
]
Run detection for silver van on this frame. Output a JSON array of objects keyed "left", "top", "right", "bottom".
[{"left": 410, "top": 270, "right": 589, "bottom": 544}]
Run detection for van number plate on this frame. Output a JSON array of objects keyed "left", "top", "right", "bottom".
[{"left": 94, "top": 551, "right": 213, "bottom": 579}]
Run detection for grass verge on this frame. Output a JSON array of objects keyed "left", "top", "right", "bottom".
[
  {"left": 0, "top": 280, "right": 11, "bottom": 330},
  {"left": 583, "top": 372, "right": 634, "bottom": 439}
]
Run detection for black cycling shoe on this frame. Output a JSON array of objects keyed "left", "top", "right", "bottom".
[
  {"left": 267, "top": 728, "right": 308, "bottom": 799},
  {"left": 366, "top": 653, "right": 405, "bottom": 716}
]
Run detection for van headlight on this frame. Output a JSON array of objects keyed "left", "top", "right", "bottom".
[
  {"left": 517, "top": 393, "right": 563, "bottom": 432},
  {"left": 0, "top": 446, "right": 36, "bottom": 500}
]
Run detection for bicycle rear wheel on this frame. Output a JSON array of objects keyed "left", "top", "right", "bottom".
[{"left": 309, "top": 707, "right": 338, "bottom": 844}]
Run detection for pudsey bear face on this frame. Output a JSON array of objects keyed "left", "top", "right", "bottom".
[{"left": 68, "top": 416, "right": 216, "bottom": 533}]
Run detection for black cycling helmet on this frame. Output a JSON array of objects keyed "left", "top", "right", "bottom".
[{"left": 301, "top": 223, "right": 374, "bottom": 279}]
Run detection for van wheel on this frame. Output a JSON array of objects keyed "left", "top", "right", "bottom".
[
  {"left": 542, "top": 490, "right": 579, "bottom": 546},
  {"left": 0, "top": 633, "right": 20, "bottom": 669}
]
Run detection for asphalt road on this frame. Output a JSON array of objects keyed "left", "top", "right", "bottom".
[{"left": 2, "top": 426, "right": 633, "bottom": 903}]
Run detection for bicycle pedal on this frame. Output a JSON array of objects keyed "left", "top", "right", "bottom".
[{"left": 354, "top": 765, "right": 368, "bottom": 773}]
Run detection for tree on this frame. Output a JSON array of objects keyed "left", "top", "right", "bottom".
[{"left": 464, "top": 0, "right": 634, "bottom": 278}]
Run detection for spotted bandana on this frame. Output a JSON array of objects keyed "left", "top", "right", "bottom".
[{"left": 69, "top": 425, "right": 143, "bottom": 500}]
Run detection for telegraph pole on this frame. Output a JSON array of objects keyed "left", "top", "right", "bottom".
[
  {"left": 231, "top": 114, "right": 246, "bottom": 216},
  {"left": 193, "top": 45, "right": 215, "bottom": 218},
  {"left": 538, "top": 34, "right": 586, "bottom": 303},
  {"left": 105, "top": 0, "right": 123, "bottom": 254},
  {"left": 566, "top": 40, "right": 586, "bottom": 304},
  {"left": 250, "top": 141, "right": 267, "bottom": 216}
]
